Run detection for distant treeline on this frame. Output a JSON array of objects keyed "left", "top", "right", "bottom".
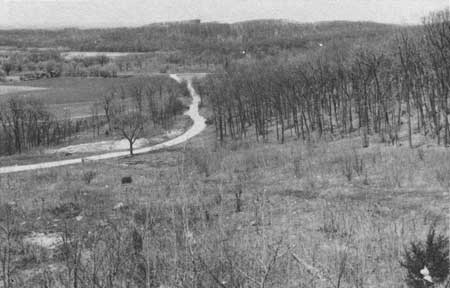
[
  {"left": 195, "top": 9, "right": 450, "bottom": 147},
  {"left": 0, "top": 20, "right": 397, "bottom": 57},
  {"left": 0, "top": 50, "right": 119, "bottom": 80}
]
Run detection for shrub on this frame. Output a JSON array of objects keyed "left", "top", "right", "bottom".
[
  {"left": 435, "top": 165, "right": 450, "bottom": 190},
  {"left": 185, "top": 148, "right": 210, "bottom": 176},
  {"left": 82, "top": 170, "right": 97, "bottom": 184},
  {"left": 342, "top": 155, "right": 353, "bottom": 181},
  {"left": 340, "top": 150, "right": 365, "bottom": 182},
  {"left": 293, "top": 155, "right": 302, "bottom": 178},
  {"left": 401, "top": 228, "right": 449, "bottom": 287},
  {"left": 417, "top": 148, "right": 425, "bottom": 161}
]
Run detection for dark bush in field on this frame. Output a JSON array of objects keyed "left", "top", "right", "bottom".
[
  {"left": 50, "top": 202, "right": 82, "bottom": 219},
  {"left": 121, "top": 176, "right": 132, "bottom": 184},
  {"left": 82, "top": 170, "right": 97, "bottom": 184},
  {"left": 401, "top": 228, "right": 449, "bottom": 287}
]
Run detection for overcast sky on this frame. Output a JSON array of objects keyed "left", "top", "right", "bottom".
[{"left": 0, "top": 0, "right": 448, "bottom": 28}]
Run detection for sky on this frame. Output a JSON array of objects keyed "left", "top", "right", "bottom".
[{"left": 0, "top": 0, "right": 449, "bottom": 28}]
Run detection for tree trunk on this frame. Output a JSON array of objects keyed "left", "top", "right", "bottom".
[
  {"left": 407, "top": 90, "right": 413, "bottom": 148},
  {"left": 129, "top": 139, "right": 134, "bottom": 155}
]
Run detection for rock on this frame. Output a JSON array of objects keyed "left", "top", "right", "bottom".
[
  {"left": 7, "top": 201, "right": 17, "bottom": 207},
  {"left": 113, "top": 202, "right": 124, "bottom": 210},
  {"left": 50, "top": 202, "right": 81, "bottom": 219},
  {"left": 98, "top": 220, "right": 108, "bottom": 227},
  {"left": 24, "top": 232, "right": 62, "bottom": 250}
]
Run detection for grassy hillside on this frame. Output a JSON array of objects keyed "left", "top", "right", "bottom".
[{"left": 0, "top": 123, "right": 447, "bottom": 287}]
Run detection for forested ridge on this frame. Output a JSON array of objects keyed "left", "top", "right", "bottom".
[{"left": 0, "top": 20, "right": 396, "bottom": 56}]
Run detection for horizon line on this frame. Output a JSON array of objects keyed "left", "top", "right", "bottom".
[{"left": 0, "top": 18, "right": 416, "bottom": 31}]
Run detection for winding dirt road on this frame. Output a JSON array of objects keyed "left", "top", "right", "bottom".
[{"left": 0, "top": 74, "right": 207, "bottom": 174}]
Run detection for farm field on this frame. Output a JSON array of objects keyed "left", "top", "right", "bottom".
[
  {"left": 0, "top": 76, "right": 172, "bottom": 118},
  {"left": 0, "top": 85, "right": 46, "bottom": 95},
  {"left": 61, "top": 51, "right": 145, "bottom": 60}
]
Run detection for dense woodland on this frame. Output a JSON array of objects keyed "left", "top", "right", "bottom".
[{"left": 194, "top": 10, "right": 450, "bottom": 148}]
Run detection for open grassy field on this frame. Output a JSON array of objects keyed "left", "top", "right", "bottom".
[
  {"left": 0, "top": 123, "right": 447, "bottom": 287},
  {"left": 0, "top": 76, "right": 169, "bottom": 118}
]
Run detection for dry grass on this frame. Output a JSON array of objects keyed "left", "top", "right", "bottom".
[{"left": 0, "top": 131, "right": 448, "bottom": 287}]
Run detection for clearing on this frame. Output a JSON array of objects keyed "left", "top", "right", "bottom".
[{"left": 49, "top": 129, "right": 184, "bottom": 154}]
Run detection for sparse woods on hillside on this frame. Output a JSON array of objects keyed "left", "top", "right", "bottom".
[{"left": 196, "top": 10, "right": 450, "bottom": 148}]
